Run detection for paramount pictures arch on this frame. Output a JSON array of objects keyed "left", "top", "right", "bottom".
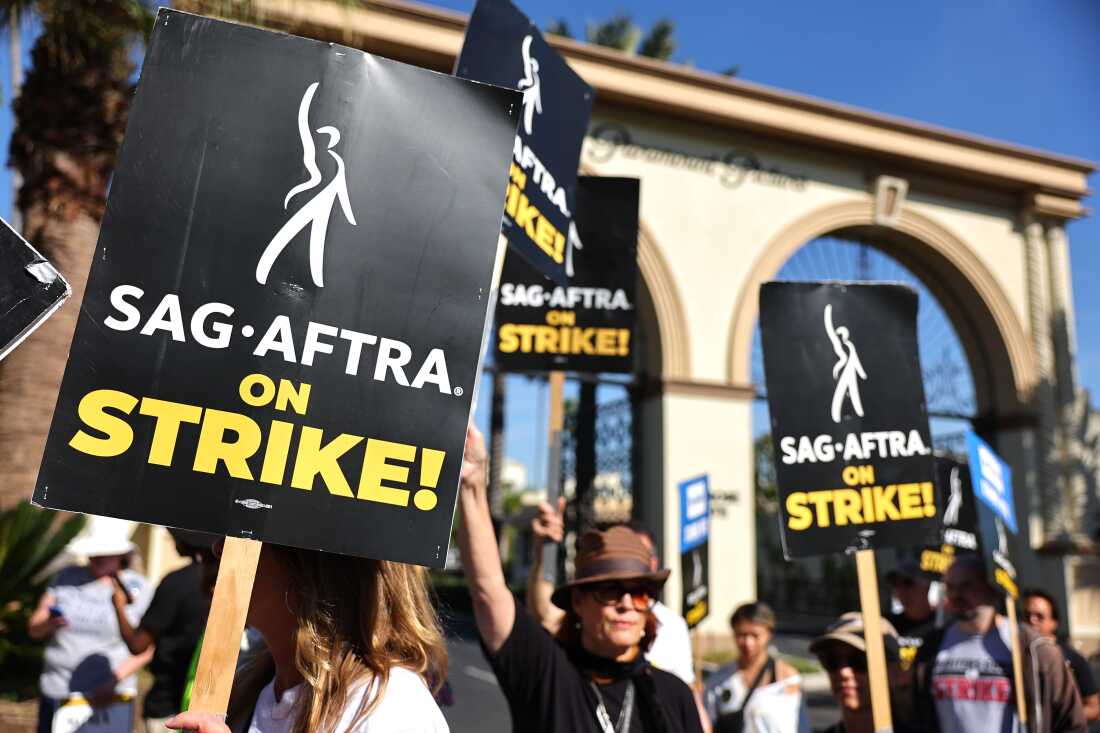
[{"left": 186, "top": 0, "right": 1096, "bottom": 648}]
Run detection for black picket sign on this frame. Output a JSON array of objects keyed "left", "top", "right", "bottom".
[
  {"left": 456, "top": 0, "right": 594, "bottom": 285},
  {"left": 0, "top": 217, "right": 69, "bottom": 361},
  {"left": 494, "top": 176, "right": 638, "bottom": 373},
  {"left": 919, "top": 456, "right": 981, "bottom": 578},
  {"left": 33, "top": 10, "right": 520, "bottom": 568},
  {"left": 759, "top": 281, "right": 940, "bottom": 558}
]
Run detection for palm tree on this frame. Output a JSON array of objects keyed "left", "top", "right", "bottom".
[
  {"left": 0, "top": 0, "right": 154, "bottom": 508},
  {"left": 549, "top": 14, "right": 679, "bottom": 62}
]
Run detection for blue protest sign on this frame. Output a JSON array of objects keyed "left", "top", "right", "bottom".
[
  {"left": 965, "top": 432, "right": 1017, "bottom": 534},
  {"left": 679, "top": 474, "right": 709, "bottom": 552},
  {"left": 678, "top": 474, "right": 709, "bottom": 628}
]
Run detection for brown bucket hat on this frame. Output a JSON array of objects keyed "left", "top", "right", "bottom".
[{"left": 550, "top": 526, "right": 671, "bottom": 609}]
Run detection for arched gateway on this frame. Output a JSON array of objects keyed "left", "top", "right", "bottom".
[{"left": 192, "top": 0, "right": 1098, "bottom": 650}]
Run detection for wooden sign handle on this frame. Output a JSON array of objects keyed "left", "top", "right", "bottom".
[
  {"left": 541, "top": 370, "right": 565, "bottom": 583},
  {"left": 1005, "top": 599, "right": 1028, "bottom": 725},
  {"left": 855, "top": 549, "right": 894, "bottom": 733},
  {"left": 188, "top": 537, "right": 262, "bottom": 716}
]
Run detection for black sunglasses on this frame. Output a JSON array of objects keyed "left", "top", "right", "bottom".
[
  {"left": 819, "top": 649, "right": 868, "bottom": 673},
  {"left": 587, "top": 582, "right": 657, "bottom": 610}
]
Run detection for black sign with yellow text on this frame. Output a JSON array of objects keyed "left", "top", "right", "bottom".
[
  {"left": 495, "top": 176, "right": 637, "bottom": 373},
  {"left": 456, "top": 0, "right": 594, "bottom": 285},
  {"left": 32, "top": 10, "right": 519, "bottom": 568},
  {"left": 919, "top": 457, "right": 980, "bottom": 578},
  {"left": 759, "top": 282, "right": 939, "bottom": 558}
]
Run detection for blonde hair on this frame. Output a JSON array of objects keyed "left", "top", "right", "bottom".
[{"left": 227, "top": 547, "right": 447, "bottom": 733}]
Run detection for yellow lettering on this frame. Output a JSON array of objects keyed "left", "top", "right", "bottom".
[
  {"left": 358, "top": 439, "right": 416, "bottom": 506},
  {"left": 259, "top": 420, "right": 295, "bottom": 485},
  {"left": 290, "top": 426, "right": 361, "bottom": 497},
  {"left": 193, "top": 409, "right": 261, "bottom": 480},
  {"left": 897, "top": 483, "right": 923, "bottom": 519},
  {"left": 786, "top": 492, "right": 812, "bottom": 531},
  {"left": 833, "top": 488, "right": 863, "bottom": 526},
  {"left": 873, "top": 485, "right": 900, "bottom": 522},
  {"left": 807, "top": 490, "right": 833, "bottom": 528},
  {"left": 68, "top": 389, "right": 138, "bottom": 458},
  {"left": 498, "top": 324, "right": 520, "bottom": 353},
  {"left": 139, "top": 397, "right": 202, "bottom": 466},
  {"left": 275, "top": 380, "right": 310, "bottom": 415}
]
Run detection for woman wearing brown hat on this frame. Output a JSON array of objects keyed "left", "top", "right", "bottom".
[{"left": 457, "top": 425, "right": 705, "bottom": 733}]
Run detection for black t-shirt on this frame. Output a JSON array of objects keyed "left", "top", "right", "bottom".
[
  {"left": 1060, "top": 642, "right": 1098, "bottom": 699},
  {"left": 485, "top": 599, "right": 704, "bottom": 733},
  {"left": 140, "top": 562, "right": 209, "bottom": 718},
  {"left": 886, "top": 610, "right": 936, "bottom": 670}
]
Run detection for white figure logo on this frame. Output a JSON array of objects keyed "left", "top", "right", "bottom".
[
  {"left": 824, "top": 304, "right": 867, "bottom": 423},
  {"left": 256, "top": 82, "right": 357, "bottom": 287},
  {"left": 995, "top": 517, "right": 1008, "bottom": 554},
  {"left": 692, "top": 549, "right": 703, "bottom": 589},
  {"left": 517, "top": 35, "right": 542, "bottom": 136},
  {"left": 943, "top": 466, "right": 963, "bottom": 526}
]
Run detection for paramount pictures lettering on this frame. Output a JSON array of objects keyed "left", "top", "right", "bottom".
[{"left": 586, "top": 123, "right": 807, "bottom": 192}]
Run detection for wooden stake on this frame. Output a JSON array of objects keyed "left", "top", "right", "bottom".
[
  {"left": 855, "top": 549, "right": 893, "bottom": 733},
  {"left": 188, "top": 537, "right": 262, "bottom": 715},
  {"left": 541, "top": 371, "right": 565, "bottom": 583},
  {"left": 1005, "top": 598, "right": 1028, "bottom": 725}
]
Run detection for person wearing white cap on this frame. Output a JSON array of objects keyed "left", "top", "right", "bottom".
[{"left": 27, "top": 515, "right": 153, "bottom": 733}]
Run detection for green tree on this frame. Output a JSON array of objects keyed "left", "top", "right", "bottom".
[
  {"left": 0, "top": 0, "right": 155, "bottom": 507},
  {"left": 548, "top": 14, "right": 681, "bottom": 62},
  {"left": 637, "top": 19, "right": 675, "bottom": 61},
  {"left": 585, "top": 14, "right": 640, "bottom": 53}
]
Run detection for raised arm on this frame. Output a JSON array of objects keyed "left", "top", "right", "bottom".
[
  {"left": 525, "top": 497, "right": 566, "bottom": 633},
  {"left": 110, "top": 576, "right": 156, "bottom": 655},
  {"left": 456, "top": 424, "right": 515, "bottom": 653}
]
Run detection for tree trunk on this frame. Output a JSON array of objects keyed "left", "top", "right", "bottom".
[{"left": 0, "top": 209, "right": 99, "bottom": 507}]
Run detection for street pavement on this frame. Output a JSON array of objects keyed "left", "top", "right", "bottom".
[{"left": 439, "top": 612, "right": 841, "bottom": 732}]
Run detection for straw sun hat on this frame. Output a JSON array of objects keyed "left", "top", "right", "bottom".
[{"left": 550, "top": 526, "right": 670, "bottom": 610}]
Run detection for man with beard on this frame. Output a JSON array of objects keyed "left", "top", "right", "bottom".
[{"left": 911, "top": 554, "right": 1085, "bottom": 732}]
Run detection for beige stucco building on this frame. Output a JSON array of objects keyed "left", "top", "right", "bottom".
[{"left": 175, "top": 0, "right": 1098, "bottom": 649}]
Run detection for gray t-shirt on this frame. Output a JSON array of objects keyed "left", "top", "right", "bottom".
[
  {"left": 39, "top": 566, "right": 151, "bottom": 700},
  {"left": 931, "top": 619, "right": 1020, "bottom": 733}
]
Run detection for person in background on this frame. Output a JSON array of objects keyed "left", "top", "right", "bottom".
[
  {"left": 27, "top": 517, "right": 153, "bottom": 733},
  {"left": 1022, "top": 588, "right": 1099, "bottom": 724},
  {"left": 911, "top": 553, "right": 1085, "bottom": 732},
  {"left": 165, "top": 538, "right": 449, "bottom": 732},
  {"left": 461, "top": 425, "right": 704, "bottom": 733},
  {"left": 884, "top": 561, "right": 937, "bottom": 671},
  {"left": 704, "top": 602, "right": 804, "bottom": 733},
  {"left": 808, "top": 612, "right": 913, "bottom": 733},
  {"left": 110, "top": 529, "right": 215, "bottom": 732},
  {"left": 525, "top": 497, "right": 697, "bottom": 686}
]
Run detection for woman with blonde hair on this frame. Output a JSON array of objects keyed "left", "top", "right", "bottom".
[{"left": 167, "top": 541, "right": 448, "bottom": 733}]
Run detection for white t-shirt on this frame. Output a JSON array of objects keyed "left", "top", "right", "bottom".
[
  {"left": 248, "top": 668, "right": 449, "bottom": 733},
  {"left": 646, "top": 601, "right": 695, "bottom": 685},
  {"left": 932, "top": 619, "right": 1020, "bottom": 733},
  {"left": 705, "top": 664, "right": 806, "bottom": 733}
]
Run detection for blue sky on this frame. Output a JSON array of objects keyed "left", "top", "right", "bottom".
[{"left": 1, "top": 0, "right": 1097, "bottom": 488}]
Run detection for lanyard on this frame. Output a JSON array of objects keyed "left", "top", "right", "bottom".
[{"left": 589, "top": 680, "right": 635, "bottom": 733}]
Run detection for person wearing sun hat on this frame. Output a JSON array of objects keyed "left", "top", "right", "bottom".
[
  {"left": 456, "top": 424, "right": 705, "bottom": 733},
  {"left": 809, "top": 612, "right": 916, "bottom": 733},
  {"left": 28, "top": 515, "right": 153, "bottom": 733}
]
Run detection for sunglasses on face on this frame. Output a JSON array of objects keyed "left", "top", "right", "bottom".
[
  {"left": 819, "top": 649, "right": 868, "bottom": 673},
  {"left": 587, "top": 582, "right": 657, "bottom": 610}
]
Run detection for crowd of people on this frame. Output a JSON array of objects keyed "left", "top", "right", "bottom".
[{"left": 25, "top": 425, "right": 1100, "bottom": 732}]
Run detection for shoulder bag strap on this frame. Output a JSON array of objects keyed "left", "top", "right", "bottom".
[{"left": 737, "top": 656, "right": 775, "bottom": 713}]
